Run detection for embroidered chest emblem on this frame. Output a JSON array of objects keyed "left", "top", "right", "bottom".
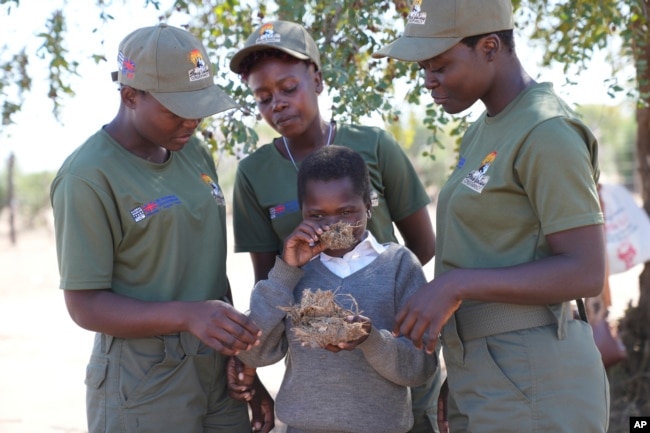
[
  {"left": 130, "top": 195, "right": 182, "bottom": 222},
  {"left": 461, "top": 151, "right": 497, "bottom": 193},
  {"left": 201, "top": 173, "right": 225, "bottom": 206}
]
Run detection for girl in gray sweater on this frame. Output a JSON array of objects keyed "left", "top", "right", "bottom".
[{"left": 236, "top": 145, "right": 438, "bottom": 433}]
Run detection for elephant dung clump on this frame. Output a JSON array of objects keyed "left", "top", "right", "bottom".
[
  {"left": 280, "top": 289, "right": 367, "bottom": 348},
  {"left": 319, "top": 221, "right": 359, "bottom": 250}
]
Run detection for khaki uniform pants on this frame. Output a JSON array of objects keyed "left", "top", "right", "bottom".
[
  {"left": 85, "top": 332, "right": 250, "bottom": 433},
  {"left": 443, "top": 319, "right": 609, "bottom": 433}
]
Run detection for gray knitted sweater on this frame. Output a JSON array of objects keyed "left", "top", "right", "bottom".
[{"left": 237, "top": 243, "right": 438, "bottom": 433}]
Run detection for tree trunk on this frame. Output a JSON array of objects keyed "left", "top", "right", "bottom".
[
  {"left": 608, "top": 2, "right": 650, "bottom": 430},
  {"left": 7, "top": 152, "right": 16, "bottom": 245},
  {"left": 637, "top": 0, "right": 650, "bottom": 304},
  {"left": 634, "top": 6, "right": 650, "bottom": 337}
]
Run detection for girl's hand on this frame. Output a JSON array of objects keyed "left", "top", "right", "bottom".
[
  {"left": 323, "top": 315, "right": 372, "bottom": 352},
  {"left": 282, "top": 221, "right": 328, "bottom": 267}
]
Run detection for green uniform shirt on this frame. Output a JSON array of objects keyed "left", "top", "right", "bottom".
[
  {"left": 233, "top": 123, "right": 431, "bottom": 253},
  {"left": 51, "top": 129, "right": 228, "bottom": 302},
  {"left": 436, "top": 82, "right": 603, "bottom": 310},
  {"left": 437, "top": 84, "right": 609, "bottom": 433}
]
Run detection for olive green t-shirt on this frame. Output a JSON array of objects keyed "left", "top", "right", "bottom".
[
  {"left": 436, "top": 83, "right": 603, "bottom": 280},
  {"left": 50, "top": 129, "right": 228, "bottom": 302},
  {"left": 233, "top": 123, "right": 431, "bottom": 253}
]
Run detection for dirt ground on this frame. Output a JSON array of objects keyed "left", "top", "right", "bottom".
[{"left": 0, "top": 212, "right": 643, "bottom": 433}]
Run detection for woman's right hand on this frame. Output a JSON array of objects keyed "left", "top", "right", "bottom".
[
  {"left": 393, "top": 270, "right": 462, "bottom": 354},
  {"left": 185, "top": 300, "right": 261, "bottom": 356}
]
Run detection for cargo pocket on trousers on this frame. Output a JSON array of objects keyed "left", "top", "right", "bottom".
[
  {"left": 85, "top": 356, "right": 108, "bottom": 389},
  {"left": 85, "top": 356, "right": 109, "bottom": 433}
]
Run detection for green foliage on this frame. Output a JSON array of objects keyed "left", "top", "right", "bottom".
[
  {"left": 385, "top": 109, "right": 461, "bottom": 187},
  {"left": 0, "top": 164, "right": 55, "bottom": 229},
  {"left": 162, "top": 0, "right": 456, "bottom": 157},
  {"left": 1, "top": 0, "right": 647, "bottom": 162},
  {"left": 0, "top": 49, "right": 30, "bottom": 127},
  {"left": 1, "top": 4, "right": 77, "bottom": 129},
  {"left": 36, "top": 10, "right": 79, "bottom": 120},
  {"left": 576, "top": 103, "right": 636, "bottom": 185},
  {"left": 13, "top": 170, "right": 55, "bottom": 228},
  {"left": 0, "top": 168, "right": 6, "bottom": 211},
  {"left": 521, "top": 0, "right": 649, "bottom": 105}
]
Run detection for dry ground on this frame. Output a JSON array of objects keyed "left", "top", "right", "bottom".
[{"left": 0, "top": 210, "right": 642, "bottom": 433}]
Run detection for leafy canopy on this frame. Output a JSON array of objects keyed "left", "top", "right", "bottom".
[{"left": 1, "top": 0, "right": 647, "bottom": 157}]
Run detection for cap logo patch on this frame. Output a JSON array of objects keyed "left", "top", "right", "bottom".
[
  {"left": 118, "top": 51, "right": 136, "bottom": 80},
  {"left": 407, "top": 0, "right": 427, "bottom": 25},
  {"left": 256, "top": 23, "right": 281, "bottom": 44},
  {"left": 188, "top": 49, "right": 210, "bottom": 82}
]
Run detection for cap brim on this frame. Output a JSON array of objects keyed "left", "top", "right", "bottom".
[
  {"left": 151, "top": 85, "right": 239, "bottom": 119},
  {"left": 372, "top": 36, "right": 461, "bottom": 62},
  {"left": 230, "top": 45, "right": 310, "bottom": 73}
]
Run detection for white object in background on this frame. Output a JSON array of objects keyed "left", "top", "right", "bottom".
[{"left": 599, "top": 183, "right": 650, "bottom": 274}]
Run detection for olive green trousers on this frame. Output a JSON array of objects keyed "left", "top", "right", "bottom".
[{"left": 85, "top": 332, "right": 250, "bottom": 433}]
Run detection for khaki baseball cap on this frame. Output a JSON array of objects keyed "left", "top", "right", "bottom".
[
  {"left": 229, "top": 20, "right": 321, "bottom": 74},
  {"left": 373, "top": 0, "right": 514, "bottom": 62},
  {"left": 112, "top": 24, "right": 237, "bottom": 119}
]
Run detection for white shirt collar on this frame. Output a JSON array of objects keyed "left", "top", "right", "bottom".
[{"left": 320, "top": 231, "right": 386, "bottom": 278}]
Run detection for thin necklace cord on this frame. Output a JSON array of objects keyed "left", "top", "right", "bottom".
[{"left": 283, "top": 120, "right": 334, "bottom": 171}]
